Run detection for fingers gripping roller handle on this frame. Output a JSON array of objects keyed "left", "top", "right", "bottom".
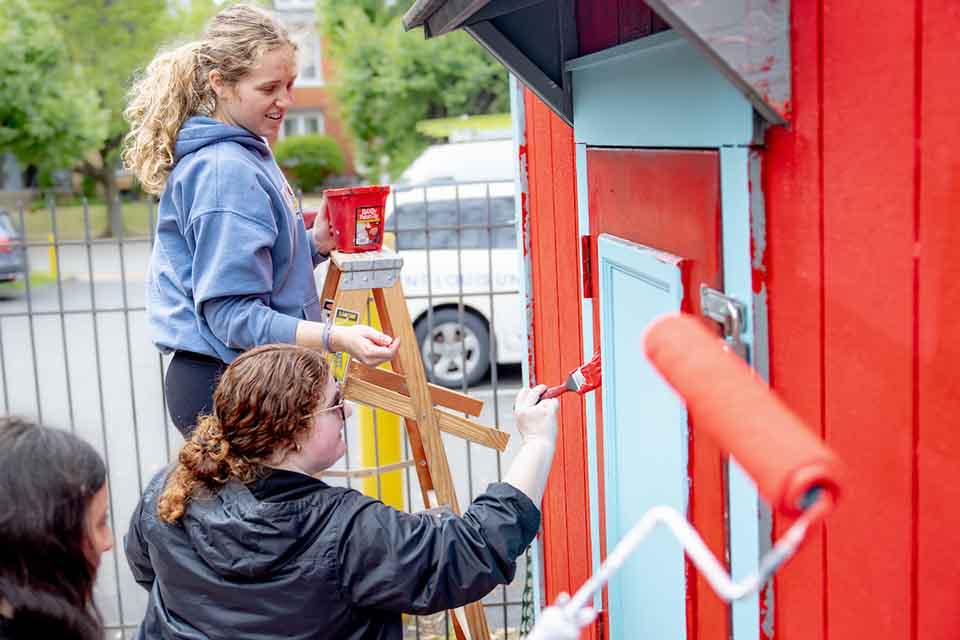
[{"left": 644, "top": 313, "right": 843, "bottom": 517}]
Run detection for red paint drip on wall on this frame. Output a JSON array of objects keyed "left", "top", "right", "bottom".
[{"left": 520, "top": 191, "right": 530, "bottom": 256}]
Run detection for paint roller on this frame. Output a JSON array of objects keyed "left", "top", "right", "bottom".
[
  {"left": 645, "top": 312, "right": 842, "bottom": 517},
  {"left": 526, "top": 312, "right": 844, "bottom": 640}
]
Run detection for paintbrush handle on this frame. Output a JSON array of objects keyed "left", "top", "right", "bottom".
[{"left": 539, "top": 385, "right": 568, "bottom": 401}]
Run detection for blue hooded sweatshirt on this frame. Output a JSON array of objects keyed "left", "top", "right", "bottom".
[{"left": 147, "top": 116, "right": 322, "bottom": 363}]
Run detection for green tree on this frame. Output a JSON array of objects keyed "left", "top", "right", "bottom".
[
  {"left": 0, "top": 0, "right": 106, "bottom": 178},
  {"left": 274, "top": 134, "right": 346, "bottom": 193},
  {"left": 318, "top": 0, "right": 509, "bottom": 179},
  {"left": 32, "top": 0, "right": 217, "bottom": 236}
]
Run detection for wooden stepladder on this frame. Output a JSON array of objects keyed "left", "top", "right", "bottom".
[{"left": 320, "top": 248, "right": 510, "bottom": 640}]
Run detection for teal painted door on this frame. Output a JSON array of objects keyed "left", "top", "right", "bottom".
[
  {"left": 597, "top": 235, "right": 688, "bottom": 639},
  {"left": 588, "top": 148, "right": 729, "bottom": 639}
]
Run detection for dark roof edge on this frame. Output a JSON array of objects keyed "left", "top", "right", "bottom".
[{"left": 402, "top": 0, "right": 446, "bottom": 31}]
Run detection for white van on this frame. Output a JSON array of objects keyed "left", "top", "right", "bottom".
[{"left": 386, "top": 180, "right": 523, "bottom": 388}]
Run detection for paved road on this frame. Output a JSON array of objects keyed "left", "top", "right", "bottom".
[{"left": 0, "top": 245, "right": 529, "bottom": 637}]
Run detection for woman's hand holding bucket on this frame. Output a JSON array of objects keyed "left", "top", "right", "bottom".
[{"left": 311, "top": 196, "right": 336, "bottom": 256}]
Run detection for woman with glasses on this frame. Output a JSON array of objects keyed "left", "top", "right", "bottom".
[{"left": 125, "top": 343, "right": 559, "bottom": 639}]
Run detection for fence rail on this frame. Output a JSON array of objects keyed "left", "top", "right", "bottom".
[{"left": 0, "top": 180, "right": 530, "bottom": 639}]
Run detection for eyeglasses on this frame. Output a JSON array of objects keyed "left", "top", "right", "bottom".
[{"left": 312, "top": 383, "right": 346, "bottom": 424}]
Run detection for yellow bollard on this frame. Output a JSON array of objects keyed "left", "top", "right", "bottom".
[
  {"left": 358, "top": 294, "right": 404, "bottom": 510},
  {"left": 47, "top": 233, "right": 57, "bottom": 279}
]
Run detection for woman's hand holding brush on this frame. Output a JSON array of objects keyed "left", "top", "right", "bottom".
[{"left": 503, "top": 385, "right": 559, "bottom": 507}]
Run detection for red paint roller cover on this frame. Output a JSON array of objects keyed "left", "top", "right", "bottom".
[{"left": 644, "top": 313, "right": 843, "bottom": 517}]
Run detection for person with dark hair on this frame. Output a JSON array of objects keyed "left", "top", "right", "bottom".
[
  {"left": 126, "top": 343, "right": 560, "bottom": 639},
  {"left": 0, "top": 418, "right": 114, "bottom": 640},
  {"left": 123, "top": 4, "right": 399, "bottom": 437}
]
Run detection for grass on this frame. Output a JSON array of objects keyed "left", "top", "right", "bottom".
[
  {"left": 415, "top": 113, "right": 512, "bottom": 139},
  {"left": 14, "top": 201, "right": 155, "bottom": 242},
  {"left": 0, "top": 271, "right": 59, "bottom": 291}
]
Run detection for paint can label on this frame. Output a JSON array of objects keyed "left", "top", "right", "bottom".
[{"left": 354, "top": 206, "right": 383, "bottom": 248}]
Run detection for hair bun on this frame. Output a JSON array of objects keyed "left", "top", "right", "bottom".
[{"left": 180, "top": 418, "right": 231, "bottom": 483}]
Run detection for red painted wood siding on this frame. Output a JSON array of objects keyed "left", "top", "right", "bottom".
[
  {"left": 762, "top": 0, "right": 825, "bottom": 637},
  {"left": 575, "top": 0, "right": 671, "bottom": 56},
  {"left": 917, "top": 3, "right": 960, "bottom": 636},
  {"left": 764, "top": 3, "right": 960, "bottom": 640},
  {"left": 523, "top": 88, "right": 597, "bottom": 640},
  {"left": 524, "top": 2, "right": 960, "bottom": 639}
]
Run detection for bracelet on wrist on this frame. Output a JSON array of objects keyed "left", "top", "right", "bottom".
[{"left": 322, "top": 321, "right": 334, "bottom": 353}]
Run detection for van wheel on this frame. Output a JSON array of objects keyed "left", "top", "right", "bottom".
[{"left": 415, "top": 309, "right": 491, "bottom": 388}]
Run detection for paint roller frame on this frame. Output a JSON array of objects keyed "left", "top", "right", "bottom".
[
  {"left": 643, "top": 312, "right": 844, "bottom": 519},
  {"left": 543, "top": 312, "right": 845, "bottom": 625}
]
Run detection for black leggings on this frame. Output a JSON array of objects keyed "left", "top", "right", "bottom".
[{"left": 165, "top": 351, "right": 228, "bottom": 437}]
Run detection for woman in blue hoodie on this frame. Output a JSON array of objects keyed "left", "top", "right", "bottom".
[{"left": 122, "top": 5, "right": 399, "bottom": 436}]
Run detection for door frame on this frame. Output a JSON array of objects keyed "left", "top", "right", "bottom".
[{"left": 569, "top": 35, "right": 768, "bottom": 640}]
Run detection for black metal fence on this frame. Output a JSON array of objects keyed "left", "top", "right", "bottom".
[{"left": 0, "top": 180, "right": 531, "bottom": 639}]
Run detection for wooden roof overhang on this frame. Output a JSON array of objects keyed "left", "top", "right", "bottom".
[{"left": 403, "top": 0, "right": 791, "bottom": 127}]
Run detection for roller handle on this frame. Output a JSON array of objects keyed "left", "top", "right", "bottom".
[{"left": 643, "top": 313, "right": 843, "bottom": 517}]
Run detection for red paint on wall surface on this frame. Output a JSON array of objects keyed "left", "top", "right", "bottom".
[
  {"left": 518, "top": 2, "right": 960, "bottom": 638},
  {"left": 520, "top": 191, "right": 530, "bottom": 256},
  {"left": 760, "top": 1, "right": 960, "bottom": 639},
  {"left": 917, "top": 2, "right": 960, "bottom": 637},
  {"left": 586, "top": 148, "right": 728, "bottom": 640},
  {"left": 523, "top": 88, "right": 596, "bottom": 640}
]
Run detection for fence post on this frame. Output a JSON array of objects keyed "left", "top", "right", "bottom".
[
  {"left": 359, "top": 294, "right": 405, "bottom": 510},
  {"left": 47, "top": 232, "right": 57, "bottom": 279}
]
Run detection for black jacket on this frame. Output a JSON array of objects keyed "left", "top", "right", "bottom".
[{"left": 125, "top": 468, "right": 539, "bottom": 639}]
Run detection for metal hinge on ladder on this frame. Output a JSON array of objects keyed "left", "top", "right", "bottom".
[
  {"left": 700, "top": 285, "right": 749, "bottom": 360},
  {"left": 581, "top": 235, "right": 593, "bottom": 299}
]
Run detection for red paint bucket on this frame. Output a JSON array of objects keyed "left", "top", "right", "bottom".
[{"left": 324, "top": 185, "right": 390, "bottom": 253}]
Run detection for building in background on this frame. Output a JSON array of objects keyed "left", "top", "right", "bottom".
[{"left": 272, "top": 0, "right": 355, "bottom": 176}]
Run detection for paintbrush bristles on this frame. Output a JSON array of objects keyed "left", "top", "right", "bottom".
[
  {"left": 576, "top": 352, "right": 602, "bottom": 392},
  {"left": 565, "top": 352, "right": 602, "bottom": 393}
]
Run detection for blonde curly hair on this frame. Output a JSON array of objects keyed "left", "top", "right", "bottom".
[
  {"left": 122, "top": 4, "right": 296, "bottom": 195},
  {"left": 157, "top": 344, "right": 332, "bottom": 523}
]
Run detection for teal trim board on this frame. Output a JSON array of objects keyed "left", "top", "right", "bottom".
[
  {"left": 575, "top": 143, "right": 603, "bottom": 611},
  {"left": 720, "top": 146, "right": 761, "bottom": 640},
  {"left": 568, "top": 32, "right": 755, "bottom": 148},
  {"left": 598, "top": 234, "right": 687, "bottom": 640}
]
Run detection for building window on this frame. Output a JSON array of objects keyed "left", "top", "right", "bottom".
[
  {"left": 274, "top": 0, "right": 315, "bottom": 10},
  {"left": 282, "top": 111, "right": 326, "bottom": 138},
  {"left": 296, "top": 31, "right": 322, "bottom": 84},
  {"left": 276, "top": 24, "right": 323, "bottom": 87}
]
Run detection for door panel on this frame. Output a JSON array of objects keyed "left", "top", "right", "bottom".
[
  {"left": 598, "top": 235, "right": 688, "bottom": 639},
  {"left": 587, "top": 148, "right": 728, "bottom": 640}
]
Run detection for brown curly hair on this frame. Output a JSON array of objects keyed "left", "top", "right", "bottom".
[
  {"left": 123, "top": 4, "right": 296, "bottom": 194},
  {"left": 158, "top": 344, "right": 332, "bottom": 523}
]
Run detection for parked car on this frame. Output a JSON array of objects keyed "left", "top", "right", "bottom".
[{"left": 0, "top": 210, "right": 26, "bottom": 283}]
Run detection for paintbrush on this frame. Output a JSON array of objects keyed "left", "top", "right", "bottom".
[{"left": 539, "top": 352, "right": 602, "bottom": 401}]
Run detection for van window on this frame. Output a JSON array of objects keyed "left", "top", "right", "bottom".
[{"left": 392, "top": 196, "right": 516, "bottom": 250}]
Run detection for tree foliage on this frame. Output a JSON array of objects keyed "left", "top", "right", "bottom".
[
  {"left": 274, "top": 134, "right": 346, "bottom": 193},
  {"left": 29, "top": 0, "right": 218, "bottom": 234},
  {"left": 318, "top": 0, "right": 509, "bottom": 179},
  {"left": 0, "top": 0, "right": 106, "bottom": 172}
]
